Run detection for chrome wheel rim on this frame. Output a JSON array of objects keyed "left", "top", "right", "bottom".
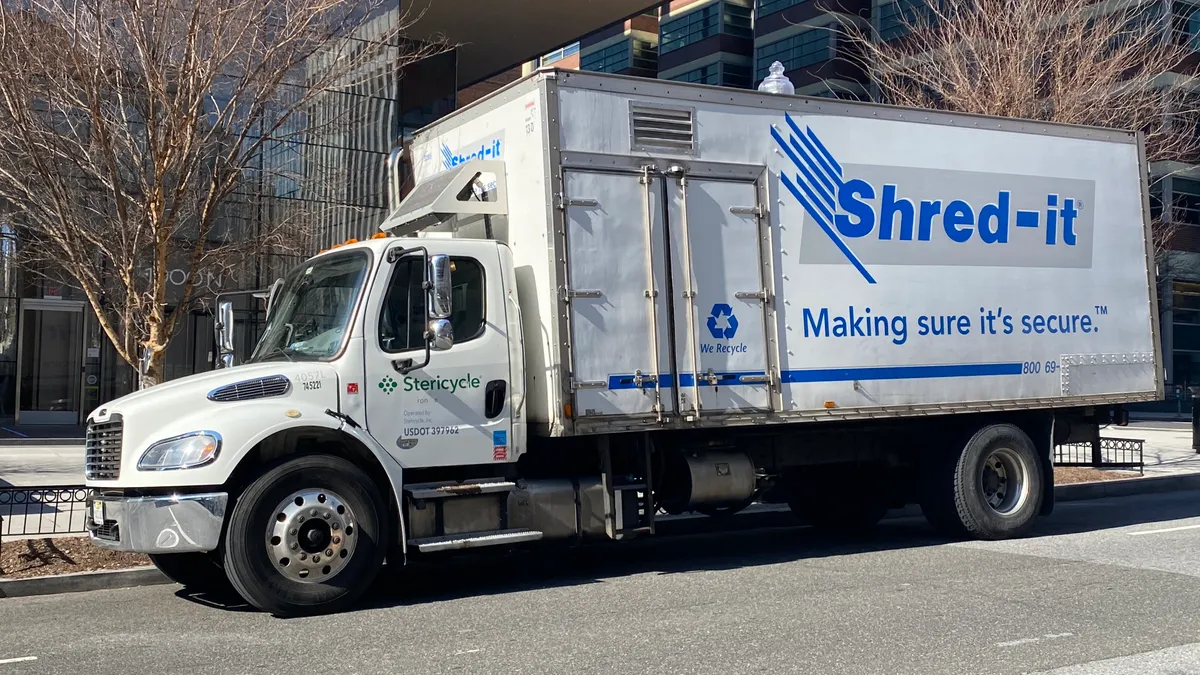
[
  {"left": 979, "top": 447, "right": 1030, "bottom": 516},
  {"left": 266, "top": 488, "right": 356, "bottom": 584}
]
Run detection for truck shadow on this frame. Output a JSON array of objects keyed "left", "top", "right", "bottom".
[
  {"left": 356, "top": 490, "right": 1200, "bottom": 612},
  {"left": 172, "top": 490, "right": 1200, "bottom": 616}
]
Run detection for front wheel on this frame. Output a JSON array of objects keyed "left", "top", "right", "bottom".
[{"left": 223, "top": 454, "right": 387, "bottom": 616}]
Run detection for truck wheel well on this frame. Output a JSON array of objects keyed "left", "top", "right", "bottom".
[{"left": 224, "top": 427, "right": 401, "bottom": 549}]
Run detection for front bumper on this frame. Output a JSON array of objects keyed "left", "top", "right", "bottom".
[{"left": 86, "top": 492, "right": 228, "bottom": 554}]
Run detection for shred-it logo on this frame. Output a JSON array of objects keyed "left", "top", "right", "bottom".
[
  {"left": 441, "top": 138, "right": 502, "bottom": 170},
  {"left": 770, "top": 113, "right": 1095, "bottom": 283}
]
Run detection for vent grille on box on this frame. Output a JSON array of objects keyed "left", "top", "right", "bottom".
[
  {"left": 207, "top": 374, "right": 292, "bottom": 402},
  {"left": 630, "top": 103, "right": 695, "bottom": 154}
]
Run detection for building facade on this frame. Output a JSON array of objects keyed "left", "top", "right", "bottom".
[{"left": 0, "top": 0, "right": 661, "bottom": 430}]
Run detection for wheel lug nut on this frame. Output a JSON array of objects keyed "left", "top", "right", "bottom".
[
  {"left": 313, "top": 555, "right": 321, "bottom": 563},
  {"left": 323, "top": 512, "right": 331, "bottom": 520},
  {"left": 289, "top": 528, "right": 297, "bottom": 535},
  {"left": 310, "top": 509, "right": 317, "bottom": 517},
  {"left": 325, "top": 549, "right": 333, "bottom": 557},
  {"left": 299, "top": 553, "right": 307, "bottom": 560},
  {"left": 332, "top": 536, "right": 341, "bottom": 545},
  {"left": 332, "top": 523, "right": 340, "bottom": 530},
  {"left": 297, "top": 515, "right": 305, "bottom": 523},
  {"left": 290, "top": 543, "right": 299, "bottom": 551}
]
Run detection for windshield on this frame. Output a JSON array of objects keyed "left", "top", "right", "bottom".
[{"left": 248, "top": 250, "right": 370, "bottom": 363}]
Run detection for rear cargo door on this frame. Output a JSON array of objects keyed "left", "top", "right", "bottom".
[
  {"left": 563, "top": 170, "right": 673, "bottom": 419},
  {"left": 668, "top": 177, "right": 772, "bottom": 416}
]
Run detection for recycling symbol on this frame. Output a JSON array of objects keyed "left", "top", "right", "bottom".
[{"left": 706, "top": 303, "right": 738, "bottom": 340}]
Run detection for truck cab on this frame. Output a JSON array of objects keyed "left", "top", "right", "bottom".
[{"left": 86, "top": 235, "right": 530, "bottom": 615}]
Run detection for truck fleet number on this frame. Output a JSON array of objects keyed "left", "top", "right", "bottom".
[
  {"left": 403, "top": 426, "right": 460, "bottom": 436},
  {"left": 1023, "top": 361, "right": 1058, "bottom": 375}
]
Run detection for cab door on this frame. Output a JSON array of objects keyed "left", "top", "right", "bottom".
[{"left": 363, "top": 244, "right": 513, "bottom": 468}]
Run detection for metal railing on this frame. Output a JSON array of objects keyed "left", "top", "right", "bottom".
[
  {"left": 1054, "top": 437, "right": 1144, "bottom": 474},
  {"left": 0, "top": 485, "right": 91, "bottom": 538}
]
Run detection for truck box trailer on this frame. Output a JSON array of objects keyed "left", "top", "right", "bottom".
[{"left": 84, "top": 68, "right": 1162, "bottom": 616}]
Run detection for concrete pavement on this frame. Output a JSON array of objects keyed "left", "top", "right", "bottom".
[{"left": 2, "top": 490, "right": 1200, "bottom": 674}]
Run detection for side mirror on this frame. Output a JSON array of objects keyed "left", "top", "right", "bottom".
[
  {"left": 428, "top": 254, "right": 452, "bottom": 320},
  {"left": 428, "top": 319, "right": 454, "bottom": 351},
  {"left": 216, "top": 300, "right": 235, "bottom": 368}
]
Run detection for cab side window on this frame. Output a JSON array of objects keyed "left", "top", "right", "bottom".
[{"left": 378, "top": 256, "right": 486, "bottom": 352}]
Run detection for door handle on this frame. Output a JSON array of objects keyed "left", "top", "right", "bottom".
[{"left": 485, "top": 380, "right": 506, "bottom": 419}]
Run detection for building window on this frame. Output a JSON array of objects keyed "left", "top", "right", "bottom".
[
  {"left": 879, "top": 0, "right": 934, "bottom": 41},
  {"left": 755, "top": 29, "right": 835, "bottom": 80},
  {"left": 631, "top": 38, "right": 660, "bottom": 71},
  {"left": 1174, "top": 1, "right": 1200, "bottom": 50},
  {"left": 722, "top": 62, "right": 753, "bottom": 87},
  {"left": 1172, "top": 177, "right": 1200, "bottom": 226},
  {"left": 669, "top": 60, "right": 752, "bottom": 88},
  {"left": 540, "top": 42, "right": 580, "bottom": 67},
  {"left": 757, "top": 0, "right": 806, "bottom": 18},
  {"left": 660, "top": 2, "right": 751, "bottom": 54},
  {"left": 724, "top": 3, "right": 753, "bottom": 39},
  {"left": 581, "top": 40, "right": 632, "bottom": 73},
  {"left": 671, "top": 63, "right": 720, "bottom": 85},
  {"left": 661, "top": 4, "right": 720, "bottom": 54}
]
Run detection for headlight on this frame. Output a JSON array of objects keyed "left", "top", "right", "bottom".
[{"left": 138, "top": 432, "right": 222, "bottom": 471}]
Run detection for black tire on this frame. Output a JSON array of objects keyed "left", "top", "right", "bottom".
[
  {"left": 148, "top": 552, "right": 231, "bottom": 593},
  {"left": 223, "top": 454, "right": 387, "bottom": 616},
  {"left": 920, "top": 424, "right": 1044, "bottom": 540}
]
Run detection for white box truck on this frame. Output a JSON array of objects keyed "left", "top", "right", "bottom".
[{"left": 84, "top": 68, "right": 1162, "bottom": 616}]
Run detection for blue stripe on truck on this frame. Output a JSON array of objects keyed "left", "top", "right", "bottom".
[{"left": 603, "top": 363, "right": 1022, "bottom": 390}]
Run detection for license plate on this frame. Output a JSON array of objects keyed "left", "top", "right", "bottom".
[{"left": 92, "top": 500, "right": 105, "bottom": 526}]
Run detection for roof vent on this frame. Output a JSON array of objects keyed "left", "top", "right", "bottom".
[
  {"left": 208, "top": 375, "right": 292, "bottom": 402},
  {"left": 630, "top": 103, "right": 695, "bottom": 155}
]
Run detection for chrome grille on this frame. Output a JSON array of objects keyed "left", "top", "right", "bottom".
[
  {"left": 85, "top": 417, "right": 123, "bottom": 480},
  {"left": 207, "top": 375, "right": 292, "bottom": 402}
]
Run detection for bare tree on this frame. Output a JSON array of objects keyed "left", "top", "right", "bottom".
[
  {"left": 838, "top": 0, "right": 1200, "bottom": 262},
  {"left": 0, "top": 0, "right": 446, "bottom": 384}
]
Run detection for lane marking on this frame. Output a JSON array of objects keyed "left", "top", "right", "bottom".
[
  {"left": 0, "top": 657, "right": 37, "bottom": 665},
  {"left": 1129, "top": 524, "right": 1200, "bottom": 536},
  {"left": 996, "top": 633, "right": 1074, "bottom": 648},
  {"left": 453, "top": 649, "right": 481, "bottom": 656}
]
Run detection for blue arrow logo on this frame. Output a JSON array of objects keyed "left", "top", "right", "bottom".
[{"left": 706, "top": 303, "right": 738, "bottom": 340}]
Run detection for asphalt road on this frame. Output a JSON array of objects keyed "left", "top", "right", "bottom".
[{"left": 3, "top": 491, "right": 1200, "bottom": 675}]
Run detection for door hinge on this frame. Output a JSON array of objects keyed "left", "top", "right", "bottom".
[{"left": 573, "top": 380, "right": 608, "bottom": 390}]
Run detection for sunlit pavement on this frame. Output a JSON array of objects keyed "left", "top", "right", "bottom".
[{"left": 3, "top": 490, "right": 1200, "bottom": 674}]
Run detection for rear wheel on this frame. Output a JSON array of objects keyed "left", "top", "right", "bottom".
[
  {"left": 920, "top": 424, "right": 1044, "bottom": 540},
  {"left": 223, "top": 454, "right": 386, "bottom": 616},
  {"left": 149, "top": 552, "right": 231, "bottom": 593}
]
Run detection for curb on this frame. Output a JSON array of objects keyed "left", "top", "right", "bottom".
[
  {"left": 1054, "top": 472, "right": 1200, "bottom": 502},
  {"left": 0, "top": 566, "right": 169, "bottom": 599}
]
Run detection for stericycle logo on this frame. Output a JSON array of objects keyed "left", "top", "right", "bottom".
[
  {"left": 403, "top": 374, "right": 482, "bottom": 393},
  {"left": 770, "top": 113, "right": 1096, "bottom": 283}
]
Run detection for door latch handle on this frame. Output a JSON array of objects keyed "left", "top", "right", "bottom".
[{"left": 485, "top": 380, "right": 507, "bottom": 419}]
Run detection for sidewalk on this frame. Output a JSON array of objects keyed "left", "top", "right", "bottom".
[{"left": 1105, "top": 423, "right": 1200, "bottom": 478}]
